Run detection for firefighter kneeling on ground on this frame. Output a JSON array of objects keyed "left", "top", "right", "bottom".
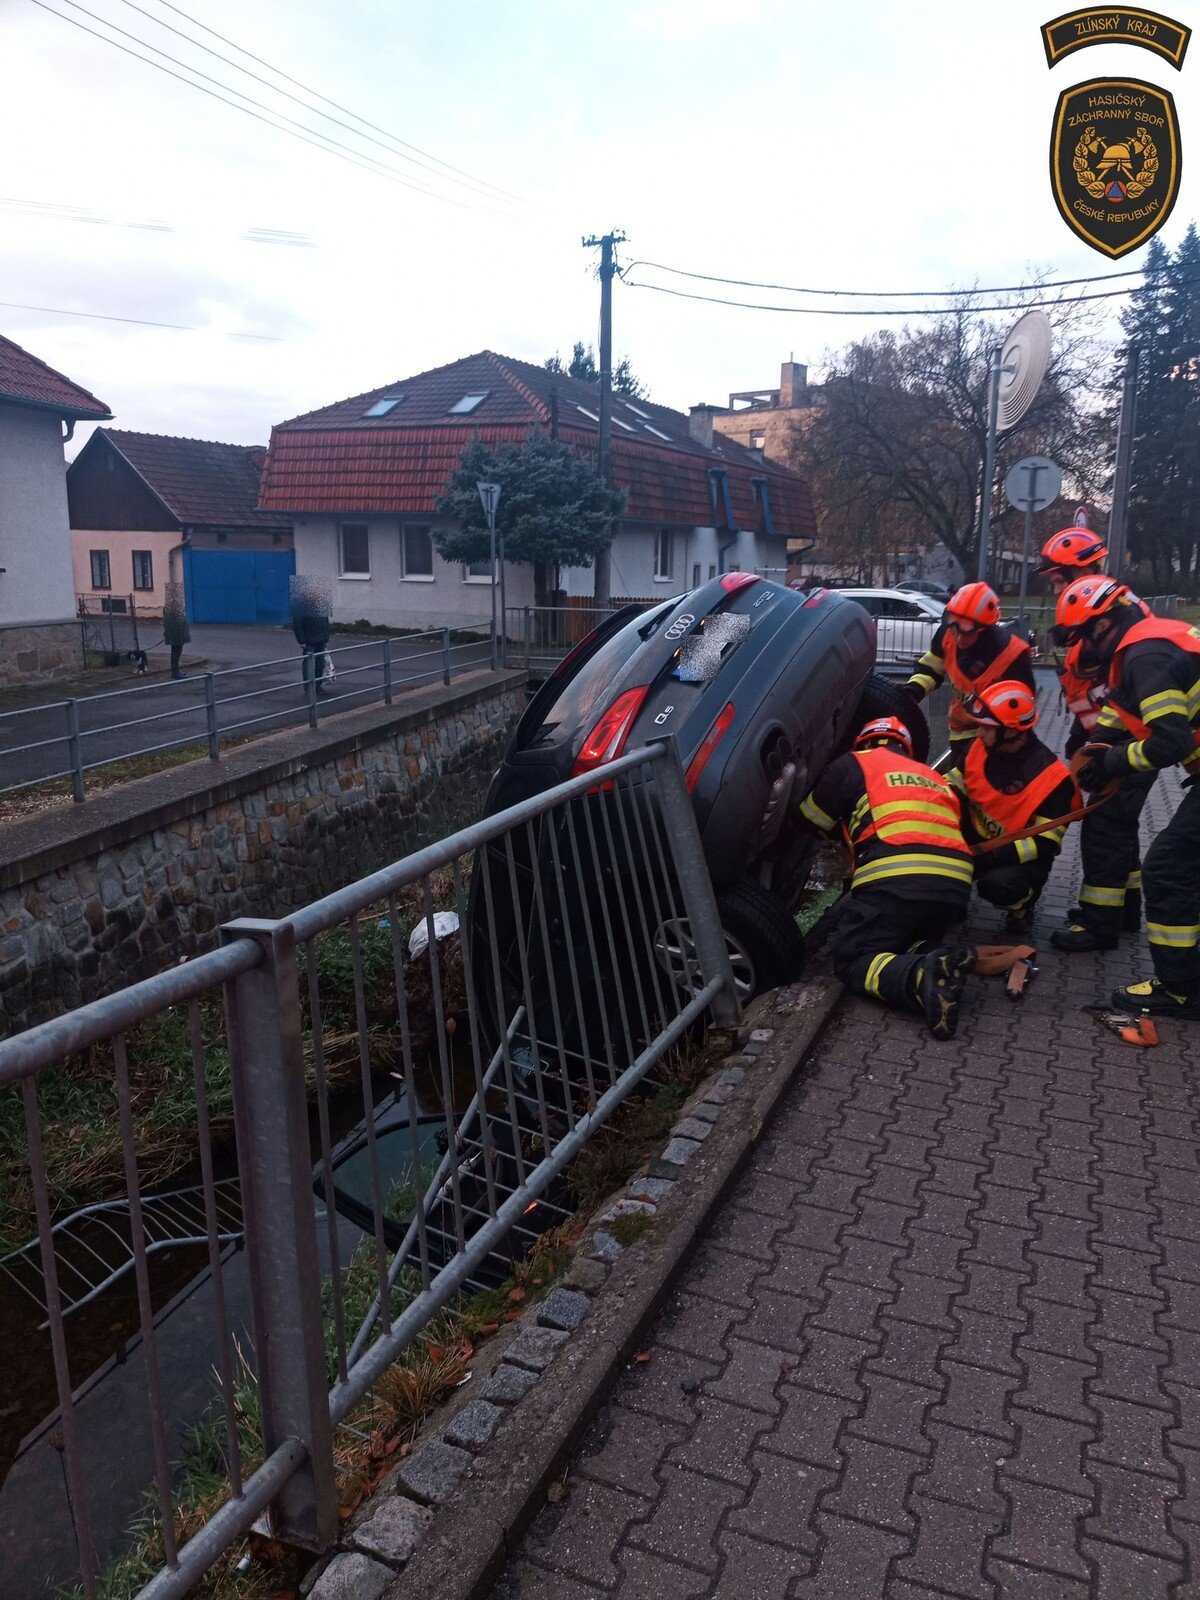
[
  {"left": 799, "top": 716, "right": 976, "bottom": 1039},
  {"left": 1057, "top": 575, "right": 1200, "bottom": 1020},
  {"left": 905, "top": 581, "right": 1035, "bottom": 756},
  {"left": 1038, "top": 526, "right": 1153, "bottom": 953},
  {"left": 948, "top": 680, "right": 1080, "bottom": 939}
]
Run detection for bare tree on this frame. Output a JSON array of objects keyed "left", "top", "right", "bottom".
[{"left": 790, "top": 297, "right": 1112, "bottom": 579}]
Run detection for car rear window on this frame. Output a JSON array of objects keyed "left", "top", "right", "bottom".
[{"left": 517, "top": 604, "right": 674, "bottom": 748}]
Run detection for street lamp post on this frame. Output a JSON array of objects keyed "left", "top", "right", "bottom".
[{"left": 477, "top": 481, "right": 502, "bottom": 668}]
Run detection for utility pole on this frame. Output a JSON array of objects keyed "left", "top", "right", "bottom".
[
  {"left": 1107, "top": 342, "right": 1140, "bottom": 577},
  {"left": 975, "top": 345, "right": 1003, "bottom": 585},
  {"left": 583, "top": 229, "right": 626, "bottom": 609}
]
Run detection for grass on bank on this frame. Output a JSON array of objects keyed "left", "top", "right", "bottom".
[{"left": 63, "top": 1029, "right": 717, "bottom": 1600}]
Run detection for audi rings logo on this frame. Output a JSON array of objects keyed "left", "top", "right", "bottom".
[{"left": 665, "top": 613, "right": 694, "bottom": 641}]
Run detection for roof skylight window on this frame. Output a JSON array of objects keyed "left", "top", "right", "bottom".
[
  {"left": 643, "top": 423, "right": 671, "bottom": 440},
  {"left": 363, "top": 395, "right": 404, "bottom": 417},
  {"left": 612, "top": 416, "right": 634, "bottom": 431},
  {"left": 625, "top": 403, "right": 651, "bottom": 419},
  {"left": 576, "top": 405, "right": 600, "bottom": 421},
  {"left": 448, "top": 392, "right": 488, "bottom": 414}
]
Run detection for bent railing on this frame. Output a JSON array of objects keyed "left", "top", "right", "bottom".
[{"left": 0, "top": 738, "right": 738, "bottom": 1599}]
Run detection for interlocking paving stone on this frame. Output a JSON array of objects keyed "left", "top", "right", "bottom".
[{"left": 495, "top": 738, "right": 1200, "bottom": 1597}]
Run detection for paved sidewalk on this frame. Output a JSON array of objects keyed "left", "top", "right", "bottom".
[{"left": 495, "top": 768, "right": 1200, "bottom": 1598}]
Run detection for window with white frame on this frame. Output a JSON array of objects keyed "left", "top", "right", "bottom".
[
  {"left": 339, "top": 522, "right": 370, "bottom": 577},
  {"left": 654, "top": 528, "right": 673, "bottom": 582},
  {"left": 401, "top": 523, "right": 434, "bottom": 580},
  {"left": 132, "top": 550, "right": 153, "bottom": 591},
  {"left": 463, "top": 557, "right": 494, "bottom": 583}
]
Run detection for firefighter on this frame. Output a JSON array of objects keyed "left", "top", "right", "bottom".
[
  {"left": 1039, "top": 527, "right": 1152, "bottom": 947},
  {"left": 949, "top": 680, "right": 1080, "bottom": 938},
  {"left": 905, "top": 581, "right": 1035, "bottom": 755},
  {"left": 799, "top": 716, "right": 976, "bottom": 1038},
  {"left": 1056, "top": 576, "right": 1200, "bottom": 1019}
]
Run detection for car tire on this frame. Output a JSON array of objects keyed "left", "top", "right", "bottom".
[
  {"left": 852, "top": 671, "right": 930, "bottom": 763},
  {"left": 715, "top": 880, "right": 807, "bottom": 998}
]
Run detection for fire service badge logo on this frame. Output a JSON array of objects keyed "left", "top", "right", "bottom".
[{"left": 1049, "top": 77, "right": 1181, "bottom": 256}]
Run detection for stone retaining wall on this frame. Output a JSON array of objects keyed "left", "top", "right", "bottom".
[
  {"left": 0, "top": 620, "right": 85, "bottom": 688},
  {"left": 0, "top": 671, "right": 526, "bottom": 1036}
]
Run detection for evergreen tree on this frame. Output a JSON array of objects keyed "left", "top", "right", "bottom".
[
  {"left": 1121, "top": 237, "right": 1174, "bottom": 582},
  {"left": 544, "top": 342, "right": 648, "bottom": 398},
  {"left": 1162, "top": 224, "right": 1200, "bottom": 586},
  {"left": 434, "top": 434, "right": 626, "bottom": 607}
]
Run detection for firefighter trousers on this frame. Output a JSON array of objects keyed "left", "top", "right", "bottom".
[
  {"left": 829, "top": 886, "right": 969, "bottom": 1013},
  {"left": 1077, "top": 773, "right": 1155, "bottom": 934},
  {"left": 974, "top": 858, "right": 1053, "bottom": 916},
  {"left": 1143, "top": 780, "right": 1200, "bottom": 996}
]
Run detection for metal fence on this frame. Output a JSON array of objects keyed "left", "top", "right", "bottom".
[
  {"left": 0, "top": 738, "right": 738, "bottom": 1598},
  {"left": 0, "top": 630, "right": 492, "bottom": 803},
  {"left": 76, "top": 594, "right": 144, "bottom": 664}
]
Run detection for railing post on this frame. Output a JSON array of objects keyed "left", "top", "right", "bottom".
[
  {"left": 306, "top": 655, "right": 319, "bottom": 731},
  {"left": 442, "top": 627, "right": 452, "bottom": 686},
  {"left": 204, "top": 673, "right": 220, "bottom": 760},
  {"left": 220, "top": 918, "right": 337, "bottom": 1551},
  {"left": 66, "top": 699, "right": 85, "bottom": 803},
  {"left": 524, "top": 606, "right": 532, "bottom": 670},
  {"left": 382, "top": 637, "right": 393, "bottom": 704},
  {"left": 649, "top": 738, "right": 741, "bottom": 1025}
]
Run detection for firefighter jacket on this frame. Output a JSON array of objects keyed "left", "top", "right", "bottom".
[
  {"left": 1095, "top": 615, "right": 1200, "bottom": 776},
  {"left": 800, "top": 748, "right": 973, "bottom": 901},
  {"left": 907, "top": 621, "right": 1035, "bottom": 736},
  {"left": 948, "top": 735, "right": 1079, "bottom": 873},
  {"left": 1056, "top": 594, "right": 1150, "bottom": 753}
]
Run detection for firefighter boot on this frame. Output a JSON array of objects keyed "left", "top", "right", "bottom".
[
  {"left": 921, "top": 946, "right": 976, "bottom": 1040},
  {"left": 1111, "top": 978, "right": 1200, "bottom": 1021}
]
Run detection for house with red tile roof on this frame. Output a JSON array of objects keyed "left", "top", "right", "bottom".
[
  {"left": 0, "top": 333, "right": 112, "bottom": 684},
  {"left": 259, "top": 350, "right": 817, "bottom": 630},
  {"left": 68, "top": 430, "right": 293, "bottom": 623}
]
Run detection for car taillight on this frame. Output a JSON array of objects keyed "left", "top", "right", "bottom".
[
  {"left": 685, "top": 702, "right": 735, "bottom": 792},
  {"left": 571, "top": 686, "right": 650, "bottom": 776},
  {"left": 720, "top": 572, "right": 759, "bottom": 593}
]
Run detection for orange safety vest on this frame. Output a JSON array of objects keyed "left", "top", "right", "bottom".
[
  {"left": 1058, "top": 640, "right": 1105, "bottom": 732},
  {"left": 1108, "top": 617, "right": 1200, "bottom": 763},
  {"left": 943, "top": 629, "right": 1031, "bottom": 734},
  {"left": 846, "top": 749, "right": 973, "bottom": 890},
  {"left": 962, "top": 740, "right": 1077, "bottom": 841}
]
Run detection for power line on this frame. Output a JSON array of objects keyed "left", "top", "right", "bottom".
[
  {"left": 116, "top": 0, "right": 530, "bottom": 209},
  {"left": 619, "top": 274, "right": 1165, "bottom": 318},
  {"left": 625, "top": 257, "right": 1147, "bottom": 300},
  {"left": 29, "top": 0, "right": 520, "bottom": 219},
  {"left": 147, "top": 0, "right": 529, "bottom": 208},
  {"left": 0, "top": 298, "right": 283, "bottom": 338}
]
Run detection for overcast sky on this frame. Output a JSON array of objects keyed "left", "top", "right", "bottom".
[{"left": 4, "top": 0, "right": 1197, "bottom": 451}]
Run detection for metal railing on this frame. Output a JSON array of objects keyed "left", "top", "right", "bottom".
[
  {"left": 503, "top": 603, "right": 652, "bottom": 673},
  {"left": 0, "top": 738, "right": 737, "bottom": 1598},
  {"left": 0, "top": 629, "right": 494, "bottom": 803}
]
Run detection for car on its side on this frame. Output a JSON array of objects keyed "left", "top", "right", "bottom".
[
  {"left": 896, "top": 577, "right": 953, "bottom": 604},
  {"left": 839, "top": 587, "right": 944, "bottom": 669},
  {"left": 472, "top": 576, "right": 930, "bottom": 1023}
]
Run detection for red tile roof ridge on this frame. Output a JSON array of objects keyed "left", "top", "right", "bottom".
[
  {"left": 102, "top": 427, "right": 268, "bottom": 452},
  {"left": 0, "top": 332, "right": 111, "bottom": 418},
  {"left": 483, "top": 350, "right": 551, "bottom": 423},
  {"left": 273, "top": 349, "right": 520, "bottom": 430}
]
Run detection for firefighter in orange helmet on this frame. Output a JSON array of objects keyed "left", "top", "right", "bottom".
[
  {"left": 948, "top": 680, "right": 1079, "bottom": 938},
  {"left": 1038, "top": 531, "right": 1154, "bottom": 953},
  {"left": 799, "top": 716, "right": 976, "bottom": 1038},
  {"left": 1057, "top": 576, "right": 1200, "bottom": 1018},
  {"left": 905, "top": 581, "right": 1035, "bottom": 754}
]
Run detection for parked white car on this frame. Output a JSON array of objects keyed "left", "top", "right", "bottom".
[{"left": 839, "top": 588, "right": 944, "bottom": 669}]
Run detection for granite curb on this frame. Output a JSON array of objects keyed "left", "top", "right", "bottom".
[{"left": 359, "top": 974, "right": 844, "bottom": 1600}]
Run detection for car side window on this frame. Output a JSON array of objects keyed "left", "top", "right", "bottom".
[
  {"left": 855, "top": 596, "right": 883, "bottom": 617},
  {"left": 896, "top": 601, "right": 927, "bottom": 619}
]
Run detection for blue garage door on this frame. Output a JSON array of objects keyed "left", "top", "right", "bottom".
[{"left": 184, "top": 548, "right": 296, "bottom": 624}]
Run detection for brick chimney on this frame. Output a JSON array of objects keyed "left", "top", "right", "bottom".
[
  {"left": 779, "top": 361, "right": 808, "bottom": 408},
  {"left": 689, "top": 404, "right": 719, "bottom": 448}
]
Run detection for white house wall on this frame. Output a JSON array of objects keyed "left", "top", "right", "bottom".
[
  {"left": 0, "top": 406, "right": 78, "bottom": 626},
  {"left": 293, "top": 516, "right": 533, "bottom": 630}
]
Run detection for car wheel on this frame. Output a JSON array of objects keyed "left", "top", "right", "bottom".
[
  {"left": 852, "top": 671, "right": 930, "bottom": 762},
  {"left": 654, "top": 879, "right": 806, "bottom": 1001}
]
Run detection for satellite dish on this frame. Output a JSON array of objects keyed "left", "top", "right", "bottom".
[{"left": 997, "top": 310, "right": 1051, "bottom": 433}]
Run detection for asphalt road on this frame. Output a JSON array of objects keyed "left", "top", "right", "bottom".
[{"left": 0, "top": 625, "right": 495, "bottom": 793}]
